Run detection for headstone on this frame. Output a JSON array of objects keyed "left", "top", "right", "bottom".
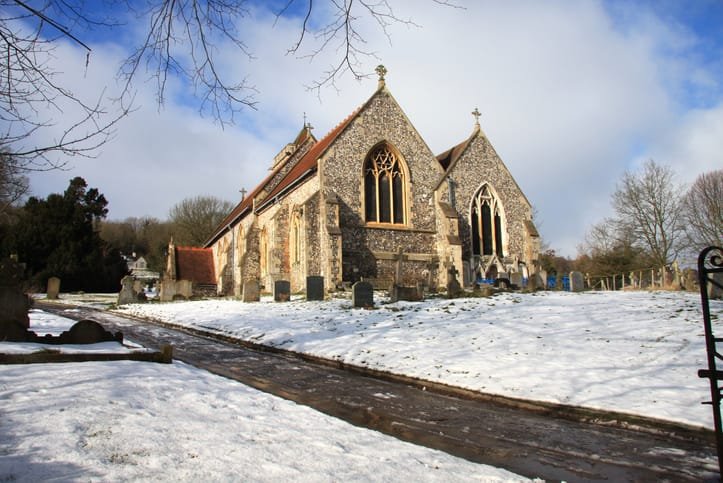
[
  {"left": 570, "top": 271, "right": 585, "bottom": 292},
  {"left": 539, "top": 270, "right": 548, "bottom": 290},
  {"left": 446, "top": 264, "right": 463, "bottom": 298},
  {"left": 352, "top": 281, "right": 374, "bottom": 308},
  {"left": 509, "top": 272, "right": 522, "bottom": 288},
  {"left": 242, "top": 280, "right": 260, "bottom": 302},
  {"left": 274, "top": 280, "right": 291, "bottom": 302},
  {"left": 527, "top": 272, "right": 544, "bottom": 291},
  {"left": 389, "top": 284, "right": 423, "bottom": 302},
  {"left": 710, "top": 272, "right": 723, "bottom": 300},
  {"left": 306, "top": 276, "right": 324, "bottom": 301},
  {"left": 0, "top": 258, "right": 30, "bottom": 329},
  {"left": 117, "top": 275, "right": 137, "bottom": 305},
  {"left": 46, "top": 277, "right": 60, "bottom": 300}
]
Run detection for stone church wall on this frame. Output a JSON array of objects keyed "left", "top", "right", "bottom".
[
  {"left": 319, "top": 89, "right": 444, "bottom": 287},
  {"left": 443, "top": 132, "right": 536, "bottom": 268}
]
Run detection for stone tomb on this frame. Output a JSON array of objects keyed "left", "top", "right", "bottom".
[
  {"left": 389, "top": 284, "right": 423, "bottom": 303},
  {"left": 242, "top": 280, "right": 260, "bottom": 302},
  {"left": 274, "top": 280, "right": 291, "bottom": 302},
  {"left": 46, "top": 276, "right": 60, "bottom": 300},
  {"left": 570, "top": 271, "right": 585, "bottom": 292},
  {"left": 306, "top": 276, "right": 324, "bottom": 301},
  {"left": 352, "top": 281, "right": 374, "bottom": 308}
]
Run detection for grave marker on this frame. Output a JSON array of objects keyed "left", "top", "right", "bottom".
[
  {"left": 306, "top": 276, "right": 324, "bottom": 301},
  {"left": 274, "top": 280, "right": 291, "bottom": 302},
  {"left": 242, "top": 280, "right": 260, "bottom": 302},
  {"left": 352, "top": 281, "right": 374, "bottom": 308},
  {"left": 570, "top": 271, "right": 585, "bottom": 292},
  {"left": 46, "top": 277, "right": 60, "bottom": 300}
]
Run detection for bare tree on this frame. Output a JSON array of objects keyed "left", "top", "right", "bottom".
[
  {"left": 169, "top": 195, "right": 234, "bottom": 246},
  {"left": 2, "top": 0, "right": 458, "bottom": 173},
  {"left": 681, "top": 169, "right": 723, "bottom": 252},
  {"left": 612, "top": 160, "right": 684, "bottom": 267},
  {"left": 0, "top": 151, "right": 29, "bottom": 215}
]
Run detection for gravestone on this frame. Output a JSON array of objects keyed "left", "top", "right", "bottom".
[
  {"left": 117, "top": 275, "right": 138, "bottom": 305},
  {"left": 306, "top": 276, "right": 325, "bottom": 301},
  {"left": 527, "top": 272, "right": 544, "bottom": 291},
  {"left": 58, "top": 319, "right": 123, "bottom": 344},
  {"left": 509, "top": 272, "right": 522, "bottom": 288},
  {"left": 352, "top": 281, "right": 374, "bottom": 308},
  {"left": 446, "top": 264, "right": 463, "bottom": 298},
  {"left": 242, "top": 280, "right": 260, "bottom": 302},
  {"left": 0, "top": 258, "right": 30, "bottom": 329},
  {"left": 539, "top": 270, "right": 548, "bottom": 290},
  {"left": 710, "top": 272, "right": 723, "bottom": 300},
  {"left": 570, "top": 271, "right": 585, "bottom": 292},
  {"left": 274, "top": 280, "right": 291, "bottom": 302},
  {"left": 389, "top": 284, "right": 423, "bottom": 302},
  {"left": 46, "top": 277, "right": 60, "bottom": 300}
]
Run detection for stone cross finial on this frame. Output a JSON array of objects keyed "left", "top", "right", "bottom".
[
  {"left": 375, "top": 65, "right": 387, "bottom": 87},
  {"left": 240, "top": 188, "right": 247, "bottom": 200},
  {"left": 471, "top": 107, "right": 481, "bottom": 126}
]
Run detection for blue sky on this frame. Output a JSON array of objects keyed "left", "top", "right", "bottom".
[{"left": 16, "top": 0, "right": 723, "bottom": 257}]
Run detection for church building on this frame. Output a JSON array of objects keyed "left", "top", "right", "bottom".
[{"left": 196, "top": 66, "right": 539, "bottom": 297}]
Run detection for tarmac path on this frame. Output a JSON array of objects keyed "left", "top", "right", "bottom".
[{"left": 38, "top": 303, "right": 719, "bottom": 482}]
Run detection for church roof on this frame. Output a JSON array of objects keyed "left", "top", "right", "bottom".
[
  {"left": 204, "top": 108, "right": 361, "bottom": 246},
  {"left": 436, "top": 131, "right": 476, "bottom": 171},
  {"left": 175, "top": 246, "right": 216, "bottom": 285},
  {"left": 258, "top": 109, "right": 360, "bottom": 210}
]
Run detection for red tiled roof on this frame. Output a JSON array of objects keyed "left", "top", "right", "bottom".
[{"left": 175, "top": 247, "right": 216, "bottom": 285}]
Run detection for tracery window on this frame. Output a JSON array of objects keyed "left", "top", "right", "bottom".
[
  {"left": 471, "top": 184, "right": 505, "bottom": 257},
  {"left": 364, "top": 143, "right": 407, "bottom": 224}
]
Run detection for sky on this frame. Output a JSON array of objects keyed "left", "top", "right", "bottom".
[{"left": 18, "top": 0, "right": 723, "bottom": 257}]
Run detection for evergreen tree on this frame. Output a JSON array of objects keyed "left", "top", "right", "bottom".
[{"left": 6, "top": 177, "right": 128, "bottom": 292}]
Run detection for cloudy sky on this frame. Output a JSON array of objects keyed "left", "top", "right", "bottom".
[{"left": 21, "top": 0, "right": 723, "bottom": 256}]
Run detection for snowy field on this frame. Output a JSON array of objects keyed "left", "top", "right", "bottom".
[{"left": 115, "top": 290, "right": 721, "bottom": 429}]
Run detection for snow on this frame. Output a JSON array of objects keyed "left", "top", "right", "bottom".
[
  {"left": 0, "top": 361, "right": 525, "bottom": 482},
  {"left": 1, "top": 307, "right": 531, "bottom": 481},
  {"left": 1, "top": 289, "right": 719, "bottom": 481},
  {"left": 116, "top": 290, "right": 721, "bottom": 429}
]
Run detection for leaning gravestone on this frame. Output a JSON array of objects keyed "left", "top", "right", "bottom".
[
  {"left": 242, "top": 280, "right": 260, "bottom": 302},
  {"left": 0, "top": 258, "right": 30, "bottom": 329},
  {"left": 306, "top": 276, "right": 324, "bottom": 301},
  {"left": 352, "top": 281, "right": 374, "bottom": 308},
  {"left": 274, "top": 280, "right": 291, "bottom": 302},
  {"left": 570, "top": 271, "right": 585, "bottom": 292},
  {"left": 46, "top": 277, "right": 60, "bottom": 300}
]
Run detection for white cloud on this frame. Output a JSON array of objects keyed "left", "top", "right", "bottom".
[{"left": 23, "top": 0, "right": 723, "bottom": 257}]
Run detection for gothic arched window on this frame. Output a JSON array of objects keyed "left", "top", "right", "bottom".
[
  {"left": 471, "top": 184, "right": 505, "bottom": 257},
  {"left": 364, "top": 143, "right": 407, "bottom": 225}
]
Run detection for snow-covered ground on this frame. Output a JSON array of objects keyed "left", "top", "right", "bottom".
[
  {"left": 116, "top": 290, "right": 720, "bottom": 429},
  {"left": 2, "top": 289, "right": 719, "bottom": 481},
  {"left": 0, "top": 311, "right": 530, "bottom": 482}
]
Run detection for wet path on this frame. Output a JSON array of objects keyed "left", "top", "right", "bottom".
[{"left": 41, "top": 303, "right": 718, "bottom": 482}]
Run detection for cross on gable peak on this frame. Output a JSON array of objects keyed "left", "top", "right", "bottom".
[{"left": 471, "top": 107, "right": 481, "bottom": 126}]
